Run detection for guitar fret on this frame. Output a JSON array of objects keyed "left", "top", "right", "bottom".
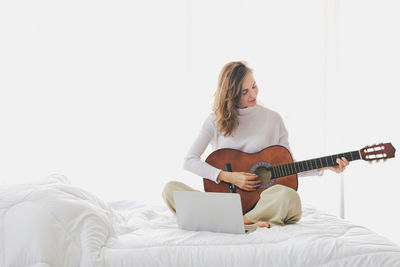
[
  {"left": 271, "top": 150, "right": 362, "bottom": 178},
  {"left": 352, "top": 151, "right": 361, "bottom": 160},
  {"left": 275, "top": 166, "right": 281, "bottom": 177}
]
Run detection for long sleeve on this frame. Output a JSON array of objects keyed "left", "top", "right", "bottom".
[
  {"left": 277, "top": 115, "right": 322, "bottom": 177},
  {"left": 183, "top": 116, "right": 222, "bottom": 183}
]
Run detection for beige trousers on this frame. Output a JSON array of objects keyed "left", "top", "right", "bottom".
[{"left": 161, "top": 181, "right": 302, "bottom": 226}]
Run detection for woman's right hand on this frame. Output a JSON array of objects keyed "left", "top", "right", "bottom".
[{"left": 218, "top": 171, "right": 261, "bottom": 191}]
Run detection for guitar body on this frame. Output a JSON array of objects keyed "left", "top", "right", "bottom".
[
  {"left": 203, "top": 145, "right": 298, "bottom": 214},
  {"left": 203, "top": 142, "right": 396, "bottom": 214}
]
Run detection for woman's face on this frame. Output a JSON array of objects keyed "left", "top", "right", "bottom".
[{"left": 239, "top": 73, "right": 258, "bottom": 108}]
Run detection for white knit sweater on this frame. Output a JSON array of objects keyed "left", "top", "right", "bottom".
[{"left": 183, "top": 104, "right": 320, "bottom": 182}]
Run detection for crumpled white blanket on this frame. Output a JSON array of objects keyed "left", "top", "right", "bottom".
[
  {"left": 0, "top": 174, "right": 122, "bottom": 267},
  {"left": 1, "top": 175, "right": 400, "bottom": 267}
]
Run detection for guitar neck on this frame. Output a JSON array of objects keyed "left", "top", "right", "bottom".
[{"left": 271, "top": 150, "right": 361, "bottom": 178}]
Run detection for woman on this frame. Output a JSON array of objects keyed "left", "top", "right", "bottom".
[{"left": 162, "top": 61, "right": 349, "bottom": 228}]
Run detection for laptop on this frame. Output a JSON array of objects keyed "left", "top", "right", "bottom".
[{"left": 174, "top": 191, "right": 254, "bottom": 234}]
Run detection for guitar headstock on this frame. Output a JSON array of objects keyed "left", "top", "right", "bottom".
[{"left": 360, "top": 143, "right": 396, "bottom": 161}]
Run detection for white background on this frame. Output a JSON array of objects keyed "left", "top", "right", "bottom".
[{"left": 1, "top": 0, "right": 399, "bottom": 244}]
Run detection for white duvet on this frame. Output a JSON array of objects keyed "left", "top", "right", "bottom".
[{"left": 1, "top": 175, "right": 400, "bottom": 267}]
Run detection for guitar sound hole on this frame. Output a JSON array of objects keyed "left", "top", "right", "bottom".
[{"left": 254, "top": 167, "right": 272, "bottom": 185}]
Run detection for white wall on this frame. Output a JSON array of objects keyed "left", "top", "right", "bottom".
[
  {"left": 339, "top": 0, "right": 400, "bottom": 246},
  {"left": 0, "top": 0, "right": 399, "bottom": 244}
]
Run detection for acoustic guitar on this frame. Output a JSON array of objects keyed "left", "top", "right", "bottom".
[{"left": 203, "top": 143, "right": 396, "bottom": 214}]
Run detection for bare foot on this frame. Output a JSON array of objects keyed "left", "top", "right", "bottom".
[
  {"left": 243, "top": 215, "right": 270, "bottom": 228},
  {"left": 253, "top": 221, "right": 270, "bottom": 228},
  {"left": 243, "top": 215, "right": 252, "bottom": 224}
]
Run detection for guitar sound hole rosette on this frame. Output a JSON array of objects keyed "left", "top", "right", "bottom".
[{"left": 249, "top": 161, "right": 276, "bottom": 189}]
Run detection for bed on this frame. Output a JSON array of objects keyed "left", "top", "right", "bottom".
[{"left": 1, "top": 174, "right": 400, "bottom": 267}]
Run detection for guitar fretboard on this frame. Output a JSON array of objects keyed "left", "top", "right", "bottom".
[{"left": 270, "top": 150, "right": 361, "bottom": 178}]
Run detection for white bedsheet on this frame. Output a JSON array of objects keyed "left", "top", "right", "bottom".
[{"left": 1, "top": 175, "right": 400, "bottom": 267}]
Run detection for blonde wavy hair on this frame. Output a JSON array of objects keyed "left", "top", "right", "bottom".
[{"left": 213, "top": 61, "right": 253, "bottom": 137}]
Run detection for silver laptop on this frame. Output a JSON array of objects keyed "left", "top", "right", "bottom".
[{"left": 174, "top": 191, "right": 248, "bottom": 234}]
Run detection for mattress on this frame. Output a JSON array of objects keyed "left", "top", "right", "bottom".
[{"left": 1, "top": 175, "right": 400, "bottom": 267}]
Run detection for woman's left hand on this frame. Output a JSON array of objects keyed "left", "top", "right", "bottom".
[{"left": 319, "top": 157, "right": 349, "bottom": 174}]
